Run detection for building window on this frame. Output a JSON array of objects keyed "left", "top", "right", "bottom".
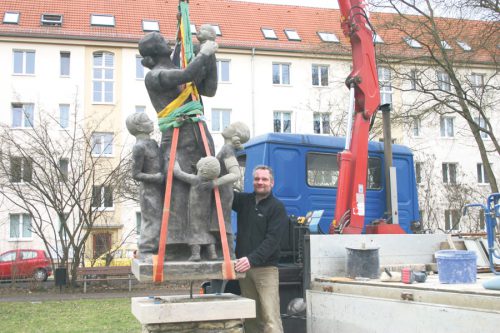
[
  {"left": 59, "top": 158, "right": 69, "bottom": 181},
  {"left": 409, "top": 69, "right": 418, "bottom": 90},
  {"left": 440, "top": 40, "right": 452, "bottom": 50},
  {"left": 440, "top": 116, "right": 454, "bottom": 137},
  {"left": 135, "top": 106, "right": 145, "bottom": 113},
  {"left": 261, "top": 28, "right": 277, "bottom": 39},
  {"left": 373, "top": 33, "right": 384, "bottom": 43},
  {"left": 415, "top": 162, "right": 422, "bottom": 184},
  {"left": 136, "top": 212, "right": 142, "bottom": 234},
  {"left": 41, "top": 14, "right": 63, "bottom": 26},
  {"left": 273, "top": 111, "right": 292, "bottom": 133},
  {"left": 59, "top": 104, "right": 69, "bottom": 128},
  {"left": 91, "top": 186, "right": 113, "bottom": 209},
  {"left": 216, "top": 60, "right": 230, "bottom": 82},
  {"left": 474, "top": 116, "right": 488, "bottom": 139},
  {"left": 211, "top": 109, "right": 231, "bottom": 132},
  {"left": 273, "top": 63, "right": 290, "bottom": 85},
  {"left": 378, "top": 67, "right": 392, "bottom": 104},
  {"left": 317, "top": 32, "right": 339, "bottom": 43},
  {"left": 442, "top": 163, "right": 457, "bottom": 184},
  {"left": 10, "top": 156, "right": 32, "bottom": 183},
  {"left": 91, "top": 132, "right": 113, "bottom": 156},
  {"left": 136, "top": 55, "right": 144, "bottom": 79},
  {"left": 190, "top": 24, "right": 197, "bottom": 34},
  {"left": 456, "top": 40, "right": 471, "bottom": 51},
  {"left": 412, "top": 117, "right": 421, "bottom": 137},
  {"left": 477, "top": 163, "right": 490, "bottom": 184},
  {"left": 142, "top": 20, "right": 159, "bottom": 32},
  {"left": 90, "top": 14, "right": 115, "bottom": 27},
  {"left": 3, "top": 12, "right": 20, "bottom": 24},
  {"left": 437, "top": 71, "right": 451, "bottom": 92},
  {"left": 92, "top": 52, "right": 114, "bottom": 103},
  {"left": 210, "top": 24, "right": 222, "bottom": 36},
  {"left": 10, "top": 214, "right": 32, "bottom": 239},
  {"left": 404, "top": 37, "right": 422, "bottom": 48},
  {"left": 13, "top": 50, "right": 35, "bottom": 75},
  {"left": 284, "top": 29, "right": 301, "bottom": 41},
  {"left": 313, "top": 113, "right": 330, "bottom": 134},
  {"left": 312, "top": 65, "right": 328, "bottom": 87},
  {"left": 60, "top": 52, "right": 70, "bottom": 76},
  {"left": 469, "top": 73, "right": 484, "bottom": 89},
  {"left": 12, "top": 103, "right": 34, "bottom": 128},
  {"left": 445, "top": 209, "right": 460, "bottom": 231}
]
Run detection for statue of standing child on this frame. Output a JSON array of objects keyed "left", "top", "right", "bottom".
[{"left": 126, "top": 113, "right": 163, "bottom": 261}]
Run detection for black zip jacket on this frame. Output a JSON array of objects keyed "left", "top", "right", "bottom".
[{"left": 232, "top": 191, "right": 288, "bottom": 267}]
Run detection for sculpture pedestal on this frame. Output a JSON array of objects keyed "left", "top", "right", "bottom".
[
  {"left": 132, "top": 259, "right": 245, "bottom": 282},
  {"left": 132, "top": 293, "right": 255, "bottom": 333}
]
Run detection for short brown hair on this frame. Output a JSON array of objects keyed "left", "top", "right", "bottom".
[{"left": 253, "top": 165, "right": 274, "bottom": 181}]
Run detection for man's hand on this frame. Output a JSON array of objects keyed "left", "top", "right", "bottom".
[
  {"left": 234, "top": 257, "right": 251, "bottom": 273},
  {"left": 199, "top": 40, "right": 218, "bottom": 56}
]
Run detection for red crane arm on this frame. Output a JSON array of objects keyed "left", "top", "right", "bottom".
[{"left": 330, "top": 0, "right": 380, "bottom": 234}]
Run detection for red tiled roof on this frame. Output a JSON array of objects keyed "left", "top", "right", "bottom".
[{"left": 0, "top": 0, "right": 497, "bottom": 62}]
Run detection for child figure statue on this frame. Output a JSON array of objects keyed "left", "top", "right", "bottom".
[
  {"left": 125, "top": 113, "right": 164, "bottom": 261},
  {"left": 174, "top": 156, "right": 220, "bottom": 261}
]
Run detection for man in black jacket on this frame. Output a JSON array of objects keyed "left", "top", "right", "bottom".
[{"left": 234, "top": 165, "right": 288, "bottom": 333}]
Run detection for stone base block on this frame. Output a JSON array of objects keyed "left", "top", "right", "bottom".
[
  {"left": 132, "top": 293, "right": 256, "bottom": 325},
  {"left": 141, "top": 319, "right": 244, "bottom": 333},
  {"left": 132, "top": 259, "right": 245, "bottom": 282}
]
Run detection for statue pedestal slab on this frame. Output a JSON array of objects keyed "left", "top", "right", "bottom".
[
  {"left": 132, "top": 259, "right": 245, "bottom": 282},
  {"left": 132, "top": 293, "right": 255, "bottom": 333}
]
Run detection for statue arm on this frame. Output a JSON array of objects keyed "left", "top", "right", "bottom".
[
  {"left": 195, "top": 54, "right": 218, "bottom": 97},
  {"left": 213, "top": 156, "right": 241, "bottom": 187},
  {"left": 173, "top": 160, "right": 199, "bottom": 185}
]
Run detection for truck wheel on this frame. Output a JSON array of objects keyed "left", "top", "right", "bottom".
[{"left": 33, "top": 269, "right": 48, "bottom": 282}]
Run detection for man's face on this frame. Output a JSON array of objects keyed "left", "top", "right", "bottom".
[{"left": 253, "top": 169, "right": 274, "bottom": 196}]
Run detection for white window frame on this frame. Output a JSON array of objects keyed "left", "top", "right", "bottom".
[
  {"left": 440, "top": 116, "right": 454, "bottom": 138},
  {"left": 59, "top": 104, "right": 70, "bottom": 129},
  {"left": 90, "top": 14, "right": 115, "bottom": 27},
  {"left": 216, "top": 59, "right": 230, "bottom": 83},
  {"left": 373, "top": 33, "right": 384, "bottom": 43},
  {"left": 317, "top": 32, "right": 339, "bottom": 43},
  {"left": 474, "top": 116, "right": 488, "bottom": 139},
  {"left": 91, "top": 132, "right": 113, "bottom": 156},
  {"left": 135, "top": 105, "right": 146, "bottom": 113},
  {"left": 12, "top": 103, "right": 34, "bottom": 128},
  {"left": 190, "top": 24, "right": 197, "bottom": 34},
  {"left": 92, "top": 185, "right": 114, "bottom": 210},
  {"left": 41, "top": 14, "right": 63, "bottom": 26},
  {"left": 378, "top": 67, "right": 392, "bottom": 105},
  {"left": 142, "top": 20, "right": 159, "bottom": 32},
  {"left": 9, "top": 213, "right": 32, "bottom": 240},
  {"left": 469, "top": 73, "right": 484, "bottom": 89},
  {"left": 272, "top": 63, "right": 290, "bottom": 85},
  {"left": 60, "top": 51, "right": 70, "bottom": 77},
  {"left": 313, "top": 113, "right": 330, "bottom": 134},
  {"left": 13, "top": 50, "right": 35, "bottom": 75},
  {"left": 456, "top": 40, "right": 471, "bottom": 51},
  {"left": 312, "top": 64, "right": 329, "bottom": 87},
  {"left": 477, "top": 163, "right": 490, "bottom": 184},
  {"left": 284, "top": 29, "right": 301, "bottom": 41},
  {"left": 261, "top": 28, "right": 277, "bottom": 39},
  {"left": 211, "top": 109, "right": 231, "bottom": 132},
  {"left": 3, "top": 12, "right": 20, "bottom": 24},
  {"left": 437, "top": 71, "right": 451, "bottom": 92},
  {"left": 445, "top": 209, "right": 460, "bottom": 231},
  {"left": 441, "top": 40, "right": 452, "bottom": 50},
  {"left": 412, "top": 117, "right": 421, "bottom": 137},
  {"left": 442, "top": 163, "right": 457, "bottom": 184},
  {"left": 92, "top": 51, "right": 114, "bottom": 103},
  {"left": 404, "top": 37, "right": 422, "bottom": 48},
  {"left": 136, "top": 55, "right": 145, "bottom": 79},
  {"left": 210, "top": 24, "right": 222, "bottom": 36},
  {"left": 273, "top": 111, "right": 292, "bottom": 133}
]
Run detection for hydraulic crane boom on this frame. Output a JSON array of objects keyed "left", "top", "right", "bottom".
[{"left": 329, "top": 0, "right": 381, "bottom": 234}]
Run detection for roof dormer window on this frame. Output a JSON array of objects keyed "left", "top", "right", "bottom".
[
  {"left": 374, "top": 33, "right": 384, "bottom": 44},
  {"left": 404, "top": 37, "right": 422, "bottom": 48},
  {"left": 456, "top": 40, "right": 471, "bottom": 51},
  {"left": 3, "top": 12, "right": 19, "bottom": 24},
  {"left": 284, "top": 29, "right": 301, "bottom": 41},
  {"left": 441, "top": 40, "right": 452, "bottom": 50},
  {"left": 90, "top": 14, "right": 115, "bottom": 27},
  {"left": 190, "top": 23, "right": 197, "bottom": 34},
  {"left": 142, "top": 20, "right": 159, "bottom": 32},
  {"left": 41, "top": 14, "right": 63, "bottom": 26},
  {"left": 317, "top": 32, "right": 339, "bottom": 43},
  {"left": 261, "top": 28, "right": 277, "bottom": 40},
  {"left": 210, "top": 24, "right": 221, "bottom": 36}
]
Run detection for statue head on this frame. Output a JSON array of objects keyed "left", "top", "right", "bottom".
[
  {"left": 138, "top": 32, "right": 172, "bottom": 69},
  {"left": 197, "top": 24, "right": 216, "bottom": 43},
  {"left": 196, "top": 156, "right": 220, "bottom": 181},
  {"left": 222, "top": 122, "right": 250, "bottom": 150},
  {"left": 126, "top": 112, "right": 154, "bottom": 136}
]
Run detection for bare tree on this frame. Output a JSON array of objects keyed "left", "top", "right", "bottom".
[
  {"left": 368, "top": 0, "right": 499, "bottom": 193},
  {"left": 0, "top": 105, "right": 135, "bottom": 286}
]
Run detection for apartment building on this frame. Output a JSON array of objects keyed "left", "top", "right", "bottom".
[{"left": 0, "top": 0, "right": 498, "bottom": 258}]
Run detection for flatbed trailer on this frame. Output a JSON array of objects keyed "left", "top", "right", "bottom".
[{"left": 304, "top": 234, "right": 500, "bottom": 333}]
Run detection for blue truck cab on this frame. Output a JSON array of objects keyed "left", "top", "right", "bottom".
[{"left": 236, "top": 133, "right": 420, "bottom": 234}]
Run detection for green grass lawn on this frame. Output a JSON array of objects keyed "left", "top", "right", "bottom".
[{"left": 0, "top": 298, "right": 141, "bottom": 333}]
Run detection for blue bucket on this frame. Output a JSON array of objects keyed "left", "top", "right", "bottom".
[{"left": 435, "top": 250, "right": 477, "bottom": 284}]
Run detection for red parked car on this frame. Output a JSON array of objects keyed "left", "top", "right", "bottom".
[{"left": 0, "top": 249, "right": 52, "bottom": 281}]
